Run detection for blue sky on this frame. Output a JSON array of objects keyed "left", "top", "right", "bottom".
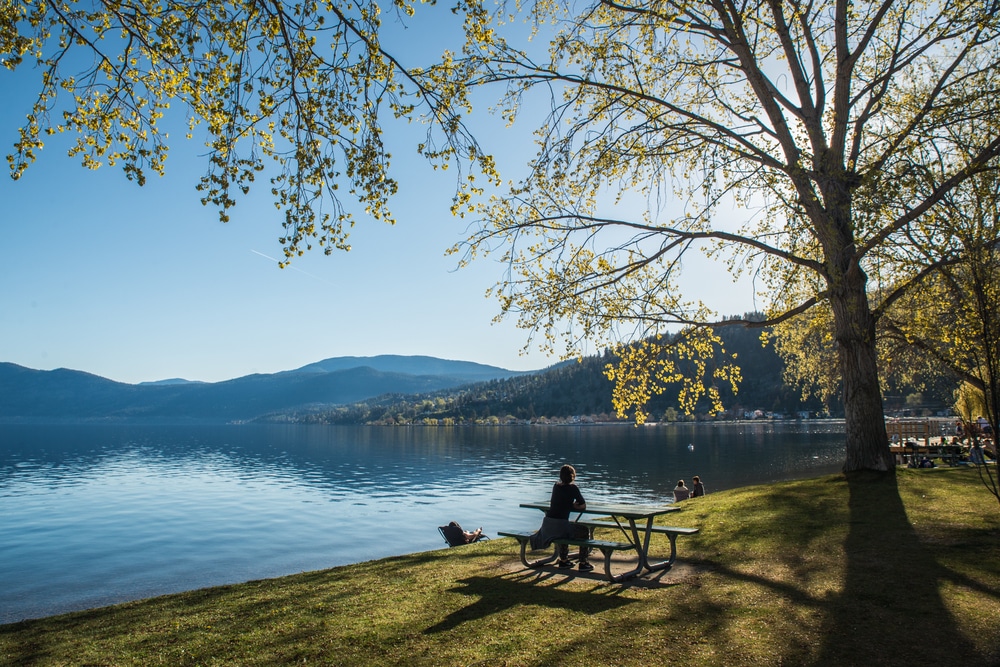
[
  {"left": 0, "top": 8, "right": 757, "bottom": 385},
  {"left": 0, "top": 121, "right": 538, "bottom": 384}
]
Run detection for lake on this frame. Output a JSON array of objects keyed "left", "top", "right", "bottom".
[{"left": 0, "top": 421, "right": 845, "bottom": 624}]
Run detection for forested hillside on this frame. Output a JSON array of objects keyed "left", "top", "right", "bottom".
[{"left": 271, "top": 320, "right": 855, "bottom": 425}]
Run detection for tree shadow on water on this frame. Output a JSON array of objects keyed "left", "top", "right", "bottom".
[
  {"left": 422, "top": 574, "right": 634, "bottom": 634},
  {"left": 814, "top": 472, "right": 988, "bottom": 666}
]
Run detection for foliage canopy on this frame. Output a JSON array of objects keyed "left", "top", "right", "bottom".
[
  {"left": 437, "top": 0, "right": 1000, "bottom": 470},
  {"left": 2, "top": 0, "right": 493, "bottom": 264}
]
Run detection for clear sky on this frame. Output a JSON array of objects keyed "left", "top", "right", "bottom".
[{"left": 0, "top": 8, "right": 758, "bottom": 385}]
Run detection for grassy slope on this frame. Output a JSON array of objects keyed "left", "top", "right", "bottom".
[{"left": 2, "top": 467, "right": 999, "bottom": 667}]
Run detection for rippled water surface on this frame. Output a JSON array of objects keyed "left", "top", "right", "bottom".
[{"left": 0, "top": 422, "right": 845, "bottom": 623}]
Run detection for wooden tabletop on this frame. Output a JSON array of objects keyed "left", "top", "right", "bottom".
[{"left": 519, "top": 500, "right": 679, "bottom": 520}]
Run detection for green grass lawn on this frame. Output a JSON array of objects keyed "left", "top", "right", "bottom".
[{"left": 3, "top": 467, "right": 999, "bottom": 666}]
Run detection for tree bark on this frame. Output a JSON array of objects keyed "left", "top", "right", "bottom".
[
  {"left": 813, "top": 157, "right": 894, "bottom": 473},
  {"left": 829, "top": 257, "right": 895, "bottom": 473}
]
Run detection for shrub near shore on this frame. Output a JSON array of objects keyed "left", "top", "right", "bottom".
[{"left": 2, "top": 467, "right": 999, "bottom": 666}]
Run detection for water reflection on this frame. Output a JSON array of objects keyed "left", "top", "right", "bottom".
[{"left": 0, "top": 422, "right": 844, "bottom": 623}]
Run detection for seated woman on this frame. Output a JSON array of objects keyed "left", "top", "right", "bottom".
[
  {"left": 529, "top": 464, "right": 593, "bottom": 571},
  {"left": 691, "top": 475, "right": 706, "bottom": 497},
  {"left": 673, "top": 479, "right": 691, "bottom": 502}
]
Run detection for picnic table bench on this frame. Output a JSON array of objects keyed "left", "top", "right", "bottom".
[
  {"left": 573, "top": 518, "right": 699, "bottom": 567},
  {"left": 496, "top": 530, "right": 636, "bottom": 581}
]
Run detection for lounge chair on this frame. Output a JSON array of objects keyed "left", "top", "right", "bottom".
[{"left": 438, "top": 521, "right": 489, "bottom": 547}]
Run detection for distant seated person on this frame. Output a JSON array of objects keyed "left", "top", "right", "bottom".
[
  {"left": 691, "top": 475, "right": 706, "bottom": 497},
  {"left": 673, "top": 479, "right": 691, "bottom": 502},
  {"left": 440, "top": 521, "right": 483, "bottom": 546},
  {"left": 919, "top": 456, "right": 936, "bottom": 468}
]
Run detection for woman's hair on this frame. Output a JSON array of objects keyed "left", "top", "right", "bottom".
[
  {"left": 559, "top": 464, "right": 576, "bottom": 484},
  {"left": 676, "top": 479, "right": 686, "bottom": 487}
]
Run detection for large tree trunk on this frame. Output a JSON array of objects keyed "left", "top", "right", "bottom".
[
  {"left": 810, "top": 148, "right": 894, "bottom": 473},
  {"left": 829, "top": 258, "right": 895, "bottom": 473}
]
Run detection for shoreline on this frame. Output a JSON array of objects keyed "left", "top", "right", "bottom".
[
  {"left": 6, "top": 458, "right": 997, "bottom": 627},
  {"left": 2, "top": 468, "right": 998, "bottom": 666}
]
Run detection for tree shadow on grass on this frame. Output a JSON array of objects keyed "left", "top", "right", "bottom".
[
  {"left": 423, "top": 573, "right": 636, "bottom": 634},
  {"left": 813, "top": 472, "right": 988, "bottom": 666}
]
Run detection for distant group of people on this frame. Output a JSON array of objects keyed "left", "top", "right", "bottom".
[
  {"left": 672, "top": 475, "right": 705, "bottom": 502},
  {"left": 956, "top": 416, "right": 994, "bottom": 438}
]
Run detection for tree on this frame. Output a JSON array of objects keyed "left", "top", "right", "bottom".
[
  {"left": 8, "top": 0, "right": 1000, "bottom": 476},
  {"left": 440, "top": 0, "right": 1000, "bottom": 472},
  {"left": 879, "top": 162, "right": 1000, "bottom": 505},
  {"left": 2, "top": 0, "right": 492, "bottom": 264},
  {"left": 881, "top": 173, "right": 1000, "bottom": 404}
]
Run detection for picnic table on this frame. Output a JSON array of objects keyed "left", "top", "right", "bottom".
[
  {"left": 890, "top": 442, "right": 964, "bottom": 467},
  {"left": 498, "top": 500, "right": 698, "bottom": 582}
]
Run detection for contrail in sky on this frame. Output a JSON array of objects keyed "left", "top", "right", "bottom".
[{"left": 250, "top": 249, "right": 335, "bottom": 285}]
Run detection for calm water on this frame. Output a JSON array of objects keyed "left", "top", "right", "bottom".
[{"left": 0, "top": 422, "right": 845, "bottom": 623}]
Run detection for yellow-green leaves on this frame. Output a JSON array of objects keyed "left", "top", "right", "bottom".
[
  {"left": 5, "top": 0, "right": 495, "bottom": 265},
  {"left": 440, "top": 0, "right": 999, "bottom": 436},
  {"left": 606, "top": 330, "right": 740, "bottom": 424}
]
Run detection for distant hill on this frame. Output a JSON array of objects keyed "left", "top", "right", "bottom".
[
  {"left": 137, "top": 378, "right": 205, "bottom": 386},
  {"left": 288, "top": 355, "right": 525, "bottom": 383},
  {"left": 0, "top": 356, "right": 531, "bottom": 423}
]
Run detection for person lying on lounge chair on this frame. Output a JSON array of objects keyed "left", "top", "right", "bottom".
[{"left": 440, "top": 521, "right": 484, "bottom": 546}]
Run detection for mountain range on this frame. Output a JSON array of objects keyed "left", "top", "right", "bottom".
[{"left": 0, "top": 355, "right": 532, "bottom": 423}]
